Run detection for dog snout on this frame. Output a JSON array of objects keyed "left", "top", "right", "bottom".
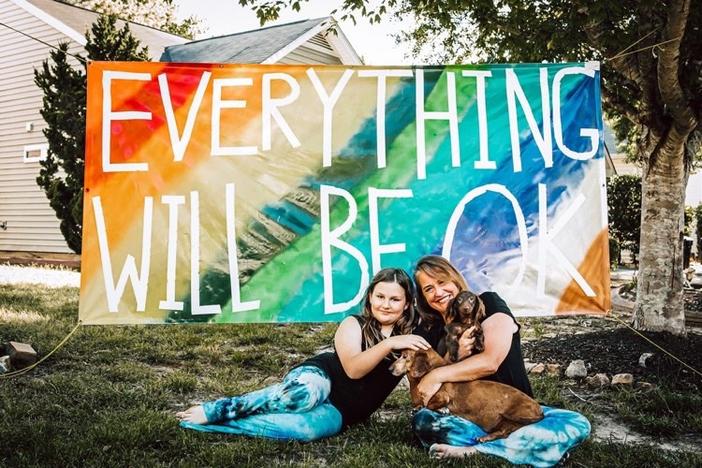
[{"left": 389, "top": 356, "right": 408, "bottom": 376}]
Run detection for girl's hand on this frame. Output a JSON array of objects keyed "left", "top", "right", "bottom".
[{"left": 386, "top": 334, "right": 431, "bottom": 351}]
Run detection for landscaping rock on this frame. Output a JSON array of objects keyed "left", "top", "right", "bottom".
[
  {"left": 0, "top": 355, "right": 10, "bottom": 374},
  {"left": 565, "top": 360, "right": 587, "bottom": 378},
  {"left": 0, "top": 355, "right": 10, "bottom": 370},
  {"left": 612, "top": 373, "right": 634, "bottom": 385},
  {"left": 529, "top": 363, "right": 546, "bottom": 374},
  {"left": 637, "top": 381, "right": 655, "bottom": 391},
  {"left": 586, "top": 373, "right": 610, "bottom": 387},
  {"left": 546, "top": 363, "right": 562, "bottom": 376},
  {"left": 638, "top": 352, "right": 655, "bottom": 368},
  {"left": 7, "top": 342, "right": 37, "bottom": 370}
]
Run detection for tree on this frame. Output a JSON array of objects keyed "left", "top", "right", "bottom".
[
  {"left": 607, "top": 175, "right": 642, "bottom": 264},
  {"left": 34, "top": 15, "right": 149, "bottom": 253},
  {"left": 696, "top": 203, "right": 702, "bottom": 258},
  {"left": 68, "top": 0, "right": 201, "bottom": 38},
  {"left": 240, "top": 0, "right": 702, "bottom": 335}
]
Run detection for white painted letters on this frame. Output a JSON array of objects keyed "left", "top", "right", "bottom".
[
  {"left": 211, "top": 78, "right": 258, "bottom": 156},
  {"left": 320, "top": 184, "right": 369, "bottom": 313},
  {"left": 307, "top": 68, "right": 355, "bottom": 167},
  {"left": 552, "top": 67, "right": 599, "bottom": 160},
  {"left": 506, "top": 68, "right": 552, "bottom": 172},
  {"left": 368, "top": 187, "right": 413, "bottom": 273},
  {"left": 159, "top": 71, "right": 211, "bottom": 162},
  {"left": 102, "top": 71, "right": 152, "bottom": 172},
  {"left": 415, "top": 70, "right": 460, "bottom": 180},
  {"left": 93, "top": 195, "right": 153, "bottom": 312},
  {"left": 262, "top": 73, "right": 301, "bottom": 150}
]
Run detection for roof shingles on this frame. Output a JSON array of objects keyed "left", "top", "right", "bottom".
[{"left": 160, "top": 17, "right": 328, "bottom": 63}]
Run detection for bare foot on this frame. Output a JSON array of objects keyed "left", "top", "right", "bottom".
[
  {"left": 176, "top": 405, "right": 207, "bottom": 424},
  {"left": 429, "top": 443, "right": 478, "bottom": 459}
]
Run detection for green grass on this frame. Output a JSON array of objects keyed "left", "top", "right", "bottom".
[{"left": 1, "top": 284, "right": 702, "bottom": 467}]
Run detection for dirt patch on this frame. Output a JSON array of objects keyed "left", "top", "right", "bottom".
[
  {"left": 523, "top": 326, "right": 702, "bottom": 390},
  {"left": 592, "top": 413, "right": 702, "bottom": 452}
]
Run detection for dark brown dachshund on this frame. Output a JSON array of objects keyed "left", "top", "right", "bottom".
[
  {"left": 390, "top": 348, "right": 543, "bottom": 442},
  {"left": 444, "top": 291, "right": 486, "bottom": 362}
]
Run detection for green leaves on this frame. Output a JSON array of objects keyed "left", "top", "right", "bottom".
[
  {"left": 34, "top": 15, "right": 149, "bottom": 253},
  {"left": 607, "top": 175, "right": 642, "bottom": 261}
]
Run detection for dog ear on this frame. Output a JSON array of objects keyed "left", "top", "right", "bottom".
[
  {"left": 409, "top": 351, "right": 432, "bottom": 378},
  {"left": 473, "top": 297, "right": 486, "bottom": 323}
]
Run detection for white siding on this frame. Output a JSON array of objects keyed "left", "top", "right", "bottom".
[
  {"left": 0, "top": 0, "right": 83, "bottom": 253},
  {"left": 0, "top": 0, "right": 185, "bottom": 255},
  {"left": 278, "top": 33, "right": 343, "bottom": 65}
]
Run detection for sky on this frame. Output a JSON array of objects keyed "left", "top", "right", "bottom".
[
  {"left": 174, "top": 0, "right": 414, "bottom": 65},
  {"left": 172, "top": 1, "right": 702, "bottom": 204}
]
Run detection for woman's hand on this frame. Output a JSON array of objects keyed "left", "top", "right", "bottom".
[
  {"left": 457, "top": 334, "right": 477, "bottom": 360},
  {"left": 417, "top": 371, "right": 442, "bottom": 406},
  {"left": 386, "top": 334, "right": 431, "bottom": 351}
]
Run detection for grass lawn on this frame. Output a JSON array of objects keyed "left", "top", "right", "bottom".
[{"left": 1, "top": 283, "right": 701, "bottom": 467}]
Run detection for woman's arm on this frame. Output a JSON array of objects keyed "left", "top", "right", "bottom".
[
  {"left": 417, "top": 313, "right": 516, "bottom": 403},
  {"left": 335, "top": 317, "right": 430, "bottom": 379}
]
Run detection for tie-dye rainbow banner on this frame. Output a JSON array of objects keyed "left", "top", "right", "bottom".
[{"left": 79, "top": 61, "right": 610, "bottom": 325}]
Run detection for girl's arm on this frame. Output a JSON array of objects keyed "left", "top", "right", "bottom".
[
  {"left": 417, "top": 313, "right": 516, "bottom": 403},
  {"left": 335, "top": 316, "right": 430, "bottom": 379}
]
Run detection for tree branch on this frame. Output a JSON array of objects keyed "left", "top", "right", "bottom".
[
  {"left": 600, "top": 85, "right": 638, "bottom": 124},
  {"left": 657, "top": 0, "right": 697, "bottom": 136},
  {"left": 575, "top": 3, "right": 660, "bottom": 132}
]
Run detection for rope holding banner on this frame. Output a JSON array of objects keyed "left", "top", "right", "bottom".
[
  {"left": 603, "top": 35, "right": 683, "bottom": 63},
  {"left": 604, "top": 314, "right": 702, "bottom": 379},
  {"left": 0, "top": 321, "right": 82, "bottom": 379}
]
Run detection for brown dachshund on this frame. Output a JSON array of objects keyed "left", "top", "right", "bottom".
[
  {"left": 390, "top": 348, "right": 543, "bottom": 442},
  {"left": 444, "top": 291, "right": 486, "bottom": 362}
]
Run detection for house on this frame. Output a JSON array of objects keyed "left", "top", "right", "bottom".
[{"left": 0, "top": 0, "right": 360, "bottom": 264}]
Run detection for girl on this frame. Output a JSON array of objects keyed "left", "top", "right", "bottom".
[
  {"left": 177, "top": 267, "right": 429, "bottom": 441},
  {"left": 412, "top": 255, "right": 590, "bottom": 467}
]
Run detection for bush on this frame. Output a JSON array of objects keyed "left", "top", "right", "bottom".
[
  {"left": 607, "top": 175, "right": 642, "bottom": 262},
  {"left": 609, "top": 237, "right": 620, "bottom": 268},
  {"left": 34, "top": 15, "right": 149, "bottom": 253}
]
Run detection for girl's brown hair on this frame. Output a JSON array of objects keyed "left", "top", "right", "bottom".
[
  {"left": 360, "top": 268, "right": 416, "bottom": 355},
  {"left": 414, "top": 255, "right": 468, "bottom": 325}
]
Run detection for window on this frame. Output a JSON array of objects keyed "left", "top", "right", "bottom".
[{"left": 23, "top": 143, "right": 49, "bottom": 163}]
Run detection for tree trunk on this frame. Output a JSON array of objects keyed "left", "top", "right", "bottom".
[{"left": 633, "top": 130, "right": 690, "bottom": 335}]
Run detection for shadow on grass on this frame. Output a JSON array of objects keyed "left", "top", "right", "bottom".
[{"left": 1, "top": 285, "right": 701, "bottom": 466}]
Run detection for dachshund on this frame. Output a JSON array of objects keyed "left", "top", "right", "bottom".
[
  {"left": 444, "top": 291, "right": 486, "bottom": 362},
  {"left": 390, "top": 347, "right": 544, "bottom": 442}
]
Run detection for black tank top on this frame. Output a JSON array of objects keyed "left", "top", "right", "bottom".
[
  {"left": 298, "top": 315, "right": 402, "bottom": 427},
  {"left": 415, "top": 291, "right": 533, "bottom": 397}
]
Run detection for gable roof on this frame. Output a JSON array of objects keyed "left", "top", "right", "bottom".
[
  {"left": 13, "top": 0, "right": 187, "bottom": 58},
  {"left": 160, "top": 17, "right": 330, "bottom": 63}
]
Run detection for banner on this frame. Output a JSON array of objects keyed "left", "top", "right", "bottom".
[{"left": 79, "top": 61, "right": 610, "bottom": 324}]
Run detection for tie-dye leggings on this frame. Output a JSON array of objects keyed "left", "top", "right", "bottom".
[
  {"left": 413, "top": 406, "right": 591, "bottom": 467},
  {"left": 179, "top": 365, "right": 343, "bottom": 442}
]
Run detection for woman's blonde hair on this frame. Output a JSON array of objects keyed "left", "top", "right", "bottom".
[
  {"left": 414, "top": 255, "right": 468, "bottom": 324},
  {"left": 360, "top": 268, "right": 416, "bottom": 355}
]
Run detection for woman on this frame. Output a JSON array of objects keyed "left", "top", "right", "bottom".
[
  {"left": 412, "top": 255, "right": 590, "bottom": 466},
  {"left": 177, "top": 267, "right": 430, "bottom": 441}
]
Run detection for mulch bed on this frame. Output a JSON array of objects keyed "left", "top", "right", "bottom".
[{"left": 523, "top": 327, "right": 702, "bottom": 390}]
